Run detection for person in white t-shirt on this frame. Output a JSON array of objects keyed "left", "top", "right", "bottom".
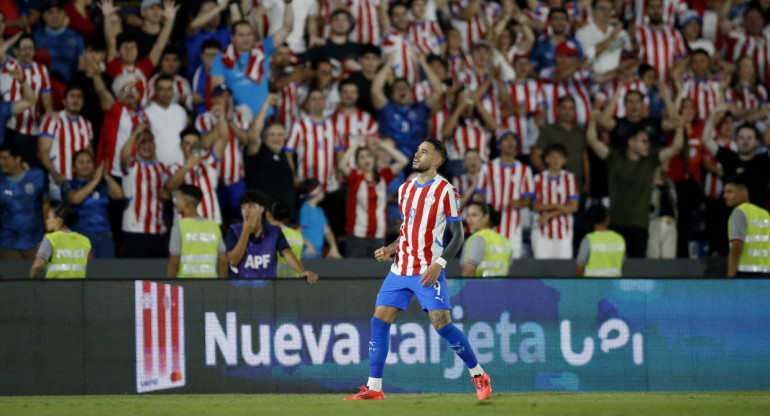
[{"left": 145, "top": 74, "right": 189, "bottom": 167}]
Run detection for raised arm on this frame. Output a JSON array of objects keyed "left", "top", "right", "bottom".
[
  {"left": 147, "top": 0, "right": 180, "bottom": 66},
  {"left": 9, "top": 67, "right": 36, "bottom": 115},
  {"left": 718, "top": 0, "right": 733, "bottom": 36},
  {"left": 246, "top": 94, "right": 276, "bottom": 156},
  {"left": 270, "top": 0, "right": 295, "bottom": 46},
  {"left": 371, "top": 53, "right": 394, "bottom": 110},
  {"left": 97, "top": 0, "right": 121, "bottom": 62},
  {"left": 598, "top": 86, "right": 622, "bottom": 131},
  {"left": 187, "top": 1, "right": 229, "bottom": 37},
  {"left": 379, "top": 0, "right": 391, "bottom": 34},
  {"left": 165, "top": 154, "right": 202, "bottom": 191},
  {"left": 0, "top": 33, "right": 21, "bottom": 65},
  {"left": 586, "top": 110, "right": 609, "bottom": 160},
  {"left": 86, "top": 59, "right": 114, "bottom": 111},
  {"left": 421, "top": 54, "right": 445, "bottom": 111},
  {"left": 658, "top": 125, "right": 685, "bottom": 165},
  {"left": 456, "top": 0, "right": 482, "bottom": 20},
  {"left": 381, "top": 137, "right": 409, "bottom": 174},
  {"left": 120, "top": 124, "right": 146, "bottom": 170},
  {"left": 701, "top": 105, "right": 725, "bottom": 156}
]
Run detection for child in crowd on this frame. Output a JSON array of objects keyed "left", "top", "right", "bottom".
[{"left": 297, "top": 179, "right": 342, "bottom": 259}]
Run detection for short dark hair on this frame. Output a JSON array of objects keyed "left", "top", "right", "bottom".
[
  {"left": 548, "top": 7, "right": 568, "bottom": 20},
  {"left": 179, "top": 126, "right": 200, "bottom": 143},
  {"left": 161, "top": 44, "right": 180, "bottom": 60},
  {"left": 71, "top": 149, "right": 93, "bottom": 166},
  {"left": 15, "top": 33, "right": 35, "bottom": 49},
  {"left": 178, "top": 184, "right": 203, "bottom": 206},
  {"left": 116, "top": 33, "right": 137, "bottom": 50},
  {"left": 269, "top": 198, "right": 292, "bottom": 222},
  {"left": 543, "top": 143, "right": 568, "bottom": 159},
  {"left": 557, "top": 95, "right": 575, "bottom": 106},
  {"left": 724, "top": 175, "right": 748, "bottom": 190},
  {"left": 200, "top": 38, "right": 223, "bottom": 53},
  {"left": 338, "top": 78, "right": 358, "bottom": 93},
  {"left": 312, "top": 58, "right": 332, "bottom": 70},
  {"left": 63, "top": 84, "right": 84, "bottom": 98},
  {"left": 592, "top": 0, "right": 612, "bottom": 8},
  {"left": 423, "top": 138, "right": 447, "bottom": 167},
  {"left": 624, "top": 90, "right": 645, "bottom": 103},
  {"left": 359, "top": 43, "right": 381, "bottom": 57},
  {"left": 426, "top": 54, "right": 447, "bottom": 68},
  {"left": 154, "top": 74, "right": 174, "bottom": 88},
  {"left": 638, "top": 63, "right": 656, "bottom": 78},
  {"left": 230, "top": 19, "right": 252, "bottom": 33},
  {"left": 0, "top": 141, "right": 22, "bottom": 158},
  {"left": 389, "top": 1, "right": 409, "bottom": 18},
  {"left": 736, "top": 122, "right": 760, "bottom": 140},
  {"left": 586, "top": 204, "right": 609, "bottom": 226},
  {"left": 297, "top": 178, "right": 321, "bottom": 197},
  {"left": 52, "top": 203, "right": 79, "bottom": 228},
  {"left": 239, "top": 189, "right": 269, "bottom": 207}
]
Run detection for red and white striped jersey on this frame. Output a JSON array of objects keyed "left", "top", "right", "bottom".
[
  {"left": 392, "top": 175, "right": 461, "bottom": 276},
  {"left": 285, "top": 117, "right": 343, "bottom": 192},
  {"left": 452, "top": 172, "right": 476, "bottom": 234},
  {"left": 476, "top": 158, "right": 534, "bottom": 240},
  {"left": 429, "top": 106, "right": 449, "bottom": 140},
  {"left": 539, "top": 67, "right": 593, "bottom": 127},
  {"left": 39, "top": 111, "right": 94, "bottom": 180},
  {"left": 446, "top": 53, "right": 472, "bottom": 79},
  {"left": 346, "top": 0, "right": 380, "bottom": 45},
  {"left": 702, "top": 138, "right": 738, "bottom": 199},
  {"left": 412, "top": 79, "right": 433, "bottom": 102},
  {"left": 594, "top": 79, "right": 649, "bottom": 118},
  {"left": 524, "top": 1, "right": 588, "bottom": 33},
  {"left": 725, "top": 27, "right": 770, "bottom": 83},
  {"left": 270, "top": 71, "right": 300, "bottom": 132},
  {"left": 332, "top": 108, "right": 379, "bottom": 148},
  {"left": 122, "top": 157, "right": 168, "bottom": 235},
  {"left": 725, "top": 85, "right": 768, "bottom": 110},
  {"left": 447, "top": 119, "right": 491, "bottom": 161},
  {"left": 345, "top": 166, "right": 395, "bottom": 238},
  {"left": 98, "top": 101, "right": 150, "bottom": 177},
  {"left": 458, "top": 67, "right": 501, "bottom": 122},
  {"left": 194, "top": 108, "right": 252, "bottom": 186},
  {"left": 147, "top": 73, "right": 193, "bottom": 111},
  {"left": 169, "top": 153, "right": 221, "bottom": 224},
  {"left": 502, "top": 79, "right": 546, "bottom": 155},
  {"left": 0, "top": 57, "right": 51, "bottom": 135},
  {"left": 408, "top": 20, "right": 445, "bottom": 56},
  {"left": 635, "top": 25, "right": 687, "bottom": 82},
  {"left": 105, "top": 57, "right": 155, "bottom": 106},
  {"left": 381, "top": 28, "right": 420, "bottom": 86},
  {"left": 533, "top": 170, "right": 579, "bottom": 240},
  {"left": 450, "top": 0, "right": 500, "bottom": 51},
  {"left": 634, "top": 0, "right": 688, "bottom": 27},
  {"left": 679, "top": 74, "right": 721, "bottom": 119}
]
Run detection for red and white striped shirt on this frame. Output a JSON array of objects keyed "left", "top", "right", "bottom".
[
  {"left": 702, "top": 138, "right": 738, "bottom": 199},
  {"left": 105, "top": 56, "right": 155, "bottom": 105},
  {"left": 194, "top": 108, "right": 252, "bottom": 186},
  {"left": 502, "top": 79, "right": 546, "bottom": 155},
  {"left": 97, "top": 101, "right": 150, "bottom": 177},
  {"left": 346, "top": 0, "right": 380, "bottom": 45},
  {"left": 408, "top": 20, "right": 445, "bottom": 56},
  {"left": 450, "top": 0, "right": 500, "bottom": 51},
  {"left": 539, "top": 67, "right": 593, "bottom": 127},
  {"left": 285, "top": 117, "right": 343, "bottom": 192},
  {"left": 169, "top": 153, "right": 221, "bottom": 224},
  {"left": 346, "top": 166, "right": 395, "bottom": 238},
  {"left": 39, "top": 111, "right": 94, "bottom": 180},
  {"left": 429, "top": 106, "right": 450, "bottom": 140},
  {"left": 382, "top": 28, "right": 420, "bottom": 86},
  {"left": 332, "top": 108, "right": 379, "bottom": 148},
  {"left": 725, "top": 27, "right": 770, "bottom": 83},
  {"left": 458, "top": 67, "right": 500, "bottom": 122},
  {"left": 446, "top": 53, "right": 472, "bottom": 79},
  {"left": 270, "top": 71, "right": 300, "bottom": 132},
  {"left": 1, "top": 58, "right": 51, "bottom": 135},
  {"left": 636, "top": 25, "right": 687, "bottom": 82},
  {"left": 122, "top": 157, "right": 167, "bottom": 235},
  {"left": 476, "top": 158, "right": 534, "bottom": 240},
  {"left": 725, "top": 84, "right": 768, "bottom": 110},
  {"left": 634, "top": 0, "right": 688, "bottom": 27},
  {"left": 533, "top": 170, "right": 578, "bottom": 240},
  {"left": 594, "top": 79, "right": 649, "bottom": 118},
  {"left": 147, "top": 73, "right": 193, "bottom": 111},
  {"left": 452, "top": 172, "right": 477, "bottom": 234},
  {"left": 447, "top": 119, "right": 491, "bottom": 161},
  {"left": 680, "top": 74, "right": 721, "bottom": 119},
  {"left": 392, "top": 175, "right": 461, "bottom": 276}
]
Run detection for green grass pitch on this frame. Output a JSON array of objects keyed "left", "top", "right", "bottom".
[{"left": 1, "top": 392, "right": 769, "bottom": 416}]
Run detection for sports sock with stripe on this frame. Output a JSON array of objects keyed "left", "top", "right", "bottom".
[{"left": 437, "top": 323, "right": 483, "bottom": 377}]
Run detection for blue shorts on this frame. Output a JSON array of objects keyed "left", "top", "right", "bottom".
[
  {"left": 375, "top": 270, "right": 451, "bottom": 311},
  {"left": 217, "top": 179, "right": 246, "bottom": 220}
]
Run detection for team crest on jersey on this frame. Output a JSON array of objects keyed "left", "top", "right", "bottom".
[
  {"left": 456, "top": 197, "right": 461, "bottom": 210},
  {"left": 24, "top": 183, "right": 35, "bottom": 194},
  {"left": 425, "top": 195, "right": 435, "bottom": 206}
]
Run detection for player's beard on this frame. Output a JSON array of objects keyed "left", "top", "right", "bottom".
[{"left": 413, "top": 162, "right": 428, "bottom": 173}]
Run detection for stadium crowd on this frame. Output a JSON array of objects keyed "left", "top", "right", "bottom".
[{"left": 1, "top": 0, "right": 770, "bottom": 267}]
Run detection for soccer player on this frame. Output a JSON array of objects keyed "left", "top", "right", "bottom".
[{"left": 344, "top": 139, "right": 492, "bottom": 401}]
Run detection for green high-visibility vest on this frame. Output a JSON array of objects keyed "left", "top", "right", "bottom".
[
  {"left": 465, "top": 229, "right": 512, "bottom": 277},
  {"left": 277, "top": 226, "right": 303, "bottom": 278},
  {"left": 45, "top": 230, "right": 91, "bottom": 279},
  {"left": 584, "top": 231, "right": 626, "bottom": 277},
  {"left": 729, "top": 202, "right": 770, "bottom": 274},
  {"left": 178, "top": 218, "right": 221, "bottom": 278}
]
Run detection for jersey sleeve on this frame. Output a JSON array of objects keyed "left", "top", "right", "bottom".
[
  {"left": 522, "top": 165, "right": 535, "bottom": 198},
  {"left": 168, "top": 222, "right": 182, "bottom": 256},
  {"left": 284, "top": 122, "right": 301, "bottom": 152},
  {"left": 105, "top": 57, "right": 123, "bottom": 79},
  {"left": 475, "top": 164, "right": 488, "bottom": 194},
  {"left": 443, "top": 183, "right": 462, "bottom": 222},
  {"left": 35, "top": 236, "right": 54, "bottom": 262},
  {"left": 39, "top": 115, "right": 58, "bottom": 139},
  {"left": 462, "top": 234, "right": 487, "bottom": 267},
  {"left": 532, "top": 173, "right": 543, "bottom": 202},
  {"left": 576, "top": 236, "right": 590, "bottom": 265},
  {"left": 567, "top": 173, "right": 579, "bottom": 200},
  {"left": 729, "top": 208, "right": 747, "bottom": 241},
  {"left": 194, "top": 113, "right": 213, "bottom": 133},
  {"left": 39, "top": 65, "right": 51, "bottom": 93}
]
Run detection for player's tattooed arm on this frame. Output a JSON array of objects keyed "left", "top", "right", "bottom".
[
  {"left": 439, "top": 221, "right": 465, "bottom": 263},
  {"left": 375, "top": 237, "right": 401, "bottom": 262}
]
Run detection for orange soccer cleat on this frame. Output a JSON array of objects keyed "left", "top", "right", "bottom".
[
  {"left": 472, "top": 372, "right": 492, "bottom": 400},
  {"left": 343, "top": 386, "right": 386, "bottom": 400}
]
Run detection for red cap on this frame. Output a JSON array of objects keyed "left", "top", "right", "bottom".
[{"left": 554, "top": 40, "right": 579, "bottom": 57}]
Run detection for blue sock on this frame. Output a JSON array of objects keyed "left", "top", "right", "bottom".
[
  {"left": 368, "top": 317, "right": 391, "bottom": 378},
  {"left": 437, "top": 323, "right": 479, "bottom": 369}
]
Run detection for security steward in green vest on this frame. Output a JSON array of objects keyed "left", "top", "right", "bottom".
[
  {"left": 29, "top": 204, "right": 91, "bottom": 278},
  {"left": 576, "top": 204, "right": 626, "bottom": 277},
  {"left": 167, "top": 185, "right": 227, "bottom": 278},
  {"left": 724, "top": 176, "right": 770, "bottom": 277},
  {"left": 460, "top": 202, "right": 513, "bottom": 277},
  {"left": 266, "top": 199, "right": 306, "bottom": 278}
]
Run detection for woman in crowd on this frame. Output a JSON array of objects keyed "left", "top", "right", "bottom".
[
  {"left": 460, "top": 202, "right": 513, "bottom": 277},
  {"left": 726, "top": 55, "right": 768, "bottom": 121},
  {"left": 61, "top": 150, "right": 124, "bottom": 258}
]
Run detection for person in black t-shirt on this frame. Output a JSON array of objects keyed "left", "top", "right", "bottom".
[
  {"left": 345, "top": 44, "right": 382, "bottom": 115},
  {"left": 299, "top": 9, "right": 361, "bottom": 79}
]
